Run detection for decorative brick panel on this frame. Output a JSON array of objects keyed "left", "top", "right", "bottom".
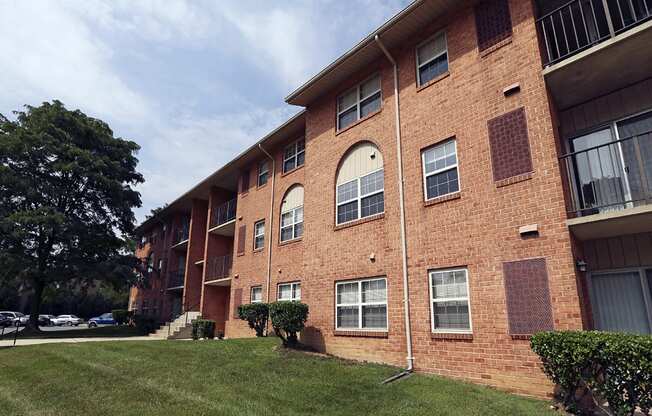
[
  {"left": 240, "top": 170, "right": 250, "bottom": 194},
  {"left": 475, "top": 0, "right": 512, "bottom": 52},
  {"left": 503, "top": 258, "right": 554, "bottom": 336},
  {"left": 487, "top": 107, "right": 533, "bottom": 182},
  {"left": 232, "top": 288, "right": 242, "bottom": 316},
  {"left": 236, "top": 224, "right": 246, "bottom": 255}
]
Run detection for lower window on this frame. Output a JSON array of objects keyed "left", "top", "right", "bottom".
[
  {"left": 429, "top": 268, "right": 471, "bottom": 333},
  {"left": 250, "top": 286, "right": 263, "bottom": 303},
  {"left": 278, "top": 282, "right": 301, "bottom": 301},
  {"left": 336, "top": 277, "right": 387, "bottom": 330}
]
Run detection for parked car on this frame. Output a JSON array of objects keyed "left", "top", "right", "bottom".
[
  {"left": 0, "top": 311, "right": 29, "bottom": 326},
  {"left": 51, "top": 315, "right": 82, "bottom": 326},
  {"left": 27, "top": 315, "right": 55, "bottom": 326},
  {"left": 0, "top": 314, "right": 12, "bottom": 328},
  {"left": 88, "top": 313, "right": 115, "bottom": 327}
]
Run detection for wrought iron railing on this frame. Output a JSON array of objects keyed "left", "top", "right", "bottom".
[
  {"left": 210, "top": 198, "right": 237, "bottom": 228},
  {"left": 172, "top": 226, "right": 189, "bottom": 245},
  {"left": 560, "top": 129, "right": 652, "bottom": 215},
  {"left": 205, "top": 255, "right": 233, "bottom": 281},
  {"left": 538, "top": 0, "right": 651, "bottom": 66},
  {"left": 167, "top": 269, "right": 185, "bottom": 289}
]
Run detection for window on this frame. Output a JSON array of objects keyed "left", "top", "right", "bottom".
[
  {"left": 416, "top": 32, "right": 448, "bottom": 86},
  {"left": 336, "top": 278, "right": 387, "bottom": 330},
  {"left": 258, "top": 160, "right": 269, "bottom": 187},
  {"left": 337, "top": 75, "right": 381, "bottom": 131},
  {"left": 158, "top": 259, "right": 164, "bottom": 271},
  {"left": 250, "top": 286, "right": 263, "bottom": 303},
  {"left": 278, "top": 282, "right": 301, "bottom": 301},
  {"left": 280, "top": 185, "right": 304, "bottom": 242},
  {"left": 336, "top": 143, "right": 384, "bottom": 225},
  {"left": 254, "top": 220, "right": 265, "bottom": 250},
  {"left": 422, "top": 139, "right": 459, "bottom": 200},
  {"left": 283, "top": 139, "right": 305, "bottom": 173},
  {"left": 429, "top": 268, "right": 472, "bottom": 333}
]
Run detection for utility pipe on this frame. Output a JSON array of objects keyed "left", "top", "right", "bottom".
[
  {"left": 258, "top": 143, "right": 276, "bottom": 304},
  {"left": 374, "top": 34, "right": 414, "bottom": 373}
]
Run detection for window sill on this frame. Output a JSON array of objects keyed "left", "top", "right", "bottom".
[
  {"left": 334, "top": 330, "right": 388, "bottom": 338},
  {"left": 334, "top": 213, "right": 385, "bottom": 231},
  {"left": 281, "top": 163, "right": 304, "bottom": 178},
  {"left": 416, "top": 71, "right": 450, "bottom": 93},
  {"left": 510, "top": 334, "right": 532, "bottom": 341},
  {"left": 253, "top": 247, "right": 264, "bottom": 254},
  {"left": 424, "top": 191, "right": 461, "bottom": 207},
  {"left": 495, "top": 172, "right": 533, "bottom": 188},
  {"left": 479, "top": 36, "right": 512, "bottom": 58},
  {"left": 279, "top": 237, "right": 303, "bottom": 247},
  {"left": 256, "top": 182, "right": 268, "bottom": 191},
  {"left": 335, "top": 109, "right": 382, "bottom": 136},
  {"left": 430, "top": 332, "right": 473, "bottom": 341}
]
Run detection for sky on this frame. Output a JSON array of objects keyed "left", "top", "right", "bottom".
[{"left": 0, "top": 0, "right": 410, "bottom": 222}]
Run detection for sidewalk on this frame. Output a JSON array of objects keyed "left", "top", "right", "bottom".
[{"left": 0, "top": 336, "right": 155, "bottom": 347}]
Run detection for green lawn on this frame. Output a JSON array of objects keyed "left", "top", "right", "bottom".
[
  {"left": 1, "top": 325, "right": 141, "bottom": 340},
  {"left": 0, "top": 338, "right": 555, "bottom": 416}
]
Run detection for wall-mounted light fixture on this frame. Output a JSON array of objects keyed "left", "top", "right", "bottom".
[{"left": 576, "top": 260, "right": 587, "bottom": 272}]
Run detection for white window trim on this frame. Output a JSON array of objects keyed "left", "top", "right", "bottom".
[
  {"left": 258, "top": 160, "right": 269, "bottom": 187},
  {"left": 253, "top": 220, "right": 265, "bottom": 250},
  {"left": 415, "top": 30, "right": 449, "bottom": 87},
  {"left": 280, "top": 206, "right": 303, "bottom": 242},
  {"left": 336, "top": 74, "right": 382, "bottom": 131},
  {"left": 421, "top": 139, "right": 460, "bottom": 202},
  {"left": 283, "top": 138, "right": 305, "bottom": 173},
  {"left": 335, "top": 277, "right": 388, "bottom": 331},
  {"left": 336, "top": 168, "right": 384, "bottom": 225},
  {"left": 428, "top": 268, "right": 473, "bottom": 334},
  {"left": 277, "top": 282, "right": 301, "bottom": 301},
  {"left": 250, "top": 286, "right": 263, "bottom": 303}
]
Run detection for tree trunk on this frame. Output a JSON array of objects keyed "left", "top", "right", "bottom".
[{"left": 27, "top": 279, "right": 44, "bottom": 331}]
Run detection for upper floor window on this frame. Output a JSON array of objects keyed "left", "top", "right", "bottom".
[
  {"left": 258, "top": 160, "right": 269, "bottom": 187},
  {"left": 422, "top": 138, "right": 459, "bottom": 200},
  {"left": 416, "top": 32, "right": 448, "bottom": 86},
  {"left": 254, "top": 220, "right": 265, "bottom": 250},
  {"left": 337, "top": 75, "right": 381, "bottom": 131},
  {"left": 283, "top": 139, "right": 305, "bottom": 173},
  {"left": 250, "top": 286, "right": 263, "bottom": 303},
  {"left": 280, "top": 185, "right": 304, "bottom": 242},
  {"left": 278, "top": 282, "right": 301, "bottom": 301},
  {"left": 336, "top": 143, "right": 384, "bottom": 225}
]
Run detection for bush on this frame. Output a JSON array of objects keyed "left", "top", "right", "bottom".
[
  {"left": 269, "top": 301, "right": 308, "bottom": 348},
  {"left": 133, "top": 315, "right": 157, "bottom": 335},
  {"left": 111, "top": 309, "right": 128, "bottom": 325},
  {"left": 237, "top": 303, "right": 269, "bottom": 337},
  {"left": 192, "top": 319, "right": 215, "bottom": 340},
  {"left": 531, "top": 331, "right": 652, "bottom": 416}
]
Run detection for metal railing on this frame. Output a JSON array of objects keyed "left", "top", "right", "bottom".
[
  {"left": 167, "top": 269, "right": 185, "bottom": 289},
  {"left": 210, "top": 198, "right": 237, "bottom": 228},
  {"left": 205, "top": 255, "right": 233, "bottom": 281},
  {"left": 560, "top": 129, "right": 652, "bottom": 215},
  {"left": 172, "top": 226, "right": 189, "bottom": 246},
  {"left": 538, "top": 0, "right": 652, "bottom": 66}
]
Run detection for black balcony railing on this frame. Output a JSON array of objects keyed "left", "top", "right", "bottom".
[
  {"left": 561, "top": 127, "right": 652, "bottom": 215},
  {"left": 172, "top": 226, "right": 189, "bottom": 246},
  {"left": 538, "top": 0, "right": 651, "bottom": 66},
  {"left": 205, "top": 255, "right": 233, "bottom": 281},
  {"left": 168, "top": 270, "right": 185, "bottom": 288},
  {"left": 210, "top": 198, "right": 237, "bottom": 228}
]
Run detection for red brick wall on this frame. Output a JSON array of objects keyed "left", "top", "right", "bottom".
[{"left": 184, "top": 199, "right": 208, "bottom": 311}]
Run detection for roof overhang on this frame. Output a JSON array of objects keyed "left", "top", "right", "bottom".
[{"left": 285, "top": 0, "right": 471, "bottom": 107}]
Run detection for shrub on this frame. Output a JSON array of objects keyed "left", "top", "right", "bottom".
[
  {"left": 269, "top": 301, "right": 308, "bottom": 348},
  {"left": 133, "top": 315, "right": 157, "bottom": 335},
  {"left": 111, "top": 309, "right": 128, "bottom": 325},
  {"left": 531, "top": 331, "right": 652, "bottom": 416},
  {"left": 192, "top": 319, "right": 215, "bottom": 340},
  {"left": 237, "top": 303, "right": 269, "bottom": 337}
]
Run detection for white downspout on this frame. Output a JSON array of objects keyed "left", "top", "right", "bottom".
[
  {"left": 375, "top": 34, "right": 414, "bottom": 373},
  {"left": 258, "top": 143, "right": 276, "bottom": 305}
]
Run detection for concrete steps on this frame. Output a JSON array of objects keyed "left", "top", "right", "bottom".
[{"left": 149, "top": 311, "right": 201, "bottom": 340}]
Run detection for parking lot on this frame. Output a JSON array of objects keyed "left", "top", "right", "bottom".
[{"left": 1, "top": 324, "right": 105, "bottom": 336}]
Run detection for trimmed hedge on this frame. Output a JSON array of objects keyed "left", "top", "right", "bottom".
[
  {"left": 192, "top": 319, "right": 215, "bottom": 340},
  {"left": 237, "top": 303, "right": 269, "bottom": 337},
  {"left": 269, "top": 301, "right": 309, "bottom": 348},
  {"left": 111, "top": 309, "right": 128, "bottom": 325},
  {"left": 531, "top": 331, "right": 652, "bottom": 416},
  {"left": 133, "top": 315, "right": 157, "bottom": 335}
]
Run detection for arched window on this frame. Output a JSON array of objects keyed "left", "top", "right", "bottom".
[
  {"left": 336, "top": 143, "right": 384, "bottom": 225},
  {"left": 280, "top": 185, "right": 304, "bottom": 242}
]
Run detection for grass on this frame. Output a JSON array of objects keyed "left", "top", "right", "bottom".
[
  {"left": 0, "top": 325, "right": 141, "bottom": 340},
  {"left": 0, "top": 338, "right": 556, "bottom": 416}
]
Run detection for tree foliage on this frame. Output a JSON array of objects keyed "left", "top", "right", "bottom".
[{"left": 0, "top": 101, "right": 144, "bottom": 329}]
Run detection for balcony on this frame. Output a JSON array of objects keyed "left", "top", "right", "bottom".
[
  {"left": 171, "top": 226, "right": 189, "bottom": 250},
  {"left": 208, "top": 198, "right": 236, "bottom": 236},
  {"left": 204, "top": 255, "right": 233, "bottom": 286},
  {"left": 538, "top": 0, "right": 652, "bottom": 109},
  {"left": 560, "top": 120, "right": 652, "bottom": 239},
  {"left": 167, "top": 270, "right": 185, "bottom": 290}
]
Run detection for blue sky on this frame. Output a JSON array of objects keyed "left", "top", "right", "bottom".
[{"left": 0, "top": 0, "right": 409, "bottom": 222}]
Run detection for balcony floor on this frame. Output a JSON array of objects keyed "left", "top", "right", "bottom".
[
  {"left": 568, "top": 204, "right": 652, "bottom": 240},
  {"left": 208, "top": 219, "right": 235, "bottom": 236}
]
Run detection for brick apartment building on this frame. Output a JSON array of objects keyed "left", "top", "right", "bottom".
[{"left": 129, "top": 0, "right": 652, "bottom": 396}]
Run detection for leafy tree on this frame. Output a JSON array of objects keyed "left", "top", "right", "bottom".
[{"left": 0, "top": 101, "right": 144, "bottom": 330}]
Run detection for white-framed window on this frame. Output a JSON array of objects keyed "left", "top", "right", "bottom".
[
  {"left": 250, "top": 286, "right": 263, "bottom": 303},
  {"left": 258, "top": 160, "right": 269, "bottom": 187},
  {"left": 429, "top": 268, "right": 472, "bottom": 333},
  {"left": 280, "top": 185, "right": 304, "bottom": 242},
  {"left": 336, "top": 277, "right": 387, "bottom": 330},
  {"left": 422, "top": 138, "right": 459, "bottom": 200},
  {"left": 337, "top": 74, "right": 381, "bottom": 131},
  {"left": 337, "top": 169, "right": 384, "bottom": 225},
  {"left": 277, "top": 282, "right": 301, "bottom": 301},
  {"left": 416, "top": 31, "right": 448, "bottom": 87},
  {"left": 158, "top": 259, "right": 163, "bottom": 271},
  {"left": 283, "top": 139, "right": 305, "bottom": 173},
  {"left": 254, "top": 220, "right": 265, "bottom": 250}
]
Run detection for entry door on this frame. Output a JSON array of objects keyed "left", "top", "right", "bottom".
[
  {"left": 171, "top": 297, "right": 182, "bottom": 320},
  {"left": 590, "top": 269, "right": 652, "bottom": 334}
]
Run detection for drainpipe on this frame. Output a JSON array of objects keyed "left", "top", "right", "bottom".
[
  {"left": 258, "top": 143, "right": 276, "bottom": 304},
  {"left": 375, "top": 34, "right": 414, "bottom": 376}
]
